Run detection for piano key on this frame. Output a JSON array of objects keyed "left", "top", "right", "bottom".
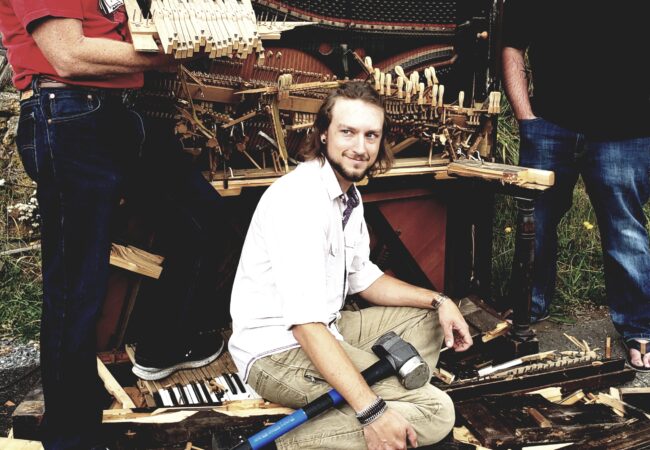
[
  {"left": 195, "top": 382, "right": 209, "bottom": 404},
  {"left": 203, "top": 378, "right": 221, "bottom": 403},
  {"left": 222, "top": 373, "right": 238, "bottom": 394},
  {"left": 187, "top": 382, "right": 201, "bottom": 404},
  {"left": 173, "top": 384, "right": 187, "bottom": 405},
  {"left": 232, "top": 372, "right": 247, "bottom": 393},
  {"left": 182, "top": 384, "right": 196, "bottom": 404},
  {"left": 216, "top": 376, "right": 233, "bottom": 401},
  {"left": 153, "top": 390, "right": 164, "bottom": 407},
  {"left": 170, "top": 386, "right": 183, "bottom": 405},
  {"left": 156, "top": 389, "right": 174, "bottom": 407},
  {"left": 178, "top": 383, "right": 193, "bottom": 405}
]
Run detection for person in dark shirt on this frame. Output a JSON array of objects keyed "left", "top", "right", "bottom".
[{"left": 501, "top": 0, "right": 650, "bottom": 371}]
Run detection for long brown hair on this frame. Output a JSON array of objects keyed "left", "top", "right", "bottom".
[{"left": 297, "top": 81, "right": 393, "bottom": 176}]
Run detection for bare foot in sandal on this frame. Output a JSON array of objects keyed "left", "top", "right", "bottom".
[{"left": 624, "top": 339, "right": 650, "bottom": 371}]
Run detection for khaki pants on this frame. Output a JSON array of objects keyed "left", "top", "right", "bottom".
[{"left": 247, "top": 306, "right": 455, "bottom": 449}]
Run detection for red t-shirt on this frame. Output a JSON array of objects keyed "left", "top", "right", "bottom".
[{"left": 0, "top": 0, "right": 143, "bottom": 90}]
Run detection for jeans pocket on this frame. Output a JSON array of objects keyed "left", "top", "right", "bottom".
[
  {"left": 44, "top": 90, "right": 102, "bottom": 124},
  {"left": 16, "top": 106, "right": 38, "bottom": 182}
]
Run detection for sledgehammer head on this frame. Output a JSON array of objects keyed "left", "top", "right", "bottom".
[{"left": 372, "top": 331, "right": 430, "bottom": 390}]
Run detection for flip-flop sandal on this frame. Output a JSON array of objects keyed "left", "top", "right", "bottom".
[{"left": 623, "top": 338, "right": 650, "bottom": 372}]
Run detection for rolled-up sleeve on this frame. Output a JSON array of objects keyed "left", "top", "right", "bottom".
[{"left": 348, "top": 219, "right": 383, "bottom": 295}]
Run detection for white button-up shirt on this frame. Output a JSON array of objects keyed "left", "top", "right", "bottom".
[{"left": 229, "top": 158, "right": 384, "bottom": 380}]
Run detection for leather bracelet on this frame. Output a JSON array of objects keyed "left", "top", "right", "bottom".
[
  {"left": 356, "top": 396, "right": 388, "bottom": 426},
  {"left": 358, "top": 402, "right": 388, "bottom": 426},
  {"left": 431, "top": 293, "right": 450, "bottom": 310},
  {"left": 355, "top": 396, "right": 386, "bottom": 424}
]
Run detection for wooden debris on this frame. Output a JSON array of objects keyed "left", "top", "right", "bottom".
[
  {"left": 481, "top": 321, "right": 510, "bottom": 343},
  {"left": 526, "top": 407, "right": 551, "bottom": 428},
  {"left": 0, "top": 437, "right": 43, "bottom": 450},
  {"left": 110, "top": 243, "right": 164, "bottom": 279},
  {"left": 558, "top": 389, "right": 585, "bottom": 405},
  {"left": 605, "top": 336, "right": 611, "bottom": 359},
  {"left": 527, "top": 387, "right": 562, "bottom": 403},
  {"left": 447, "top": 160, "right": 554, "bottom": 190},
  {"left": 431, "top": 367, "right": 455, "bottom": 384},
  {"left": 97, "top": 357, "right": 137, "bottom": 409}
]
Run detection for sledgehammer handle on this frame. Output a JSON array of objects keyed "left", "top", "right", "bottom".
[{"left": 232, "top": 358, "right": 395, "bottom": 450}]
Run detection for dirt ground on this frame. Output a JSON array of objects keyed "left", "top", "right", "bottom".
[{"left": 0, "top": 307, "right": 648, "bottom": 439}]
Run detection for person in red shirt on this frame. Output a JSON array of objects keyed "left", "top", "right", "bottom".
[{"left": 0, "top": 2, "right": 225, "bottom": 448}]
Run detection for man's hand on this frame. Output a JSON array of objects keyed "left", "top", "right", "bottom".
[
  {"left": 363, "top": 408, "right": 418, "bottom": 450},
  {"left": 438, "top": 301, "right": 472, "bottom": 352}
]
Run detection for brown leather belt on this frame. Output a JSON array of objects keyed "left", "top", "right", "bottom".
[
  {"left": 20, "top": 80, "right": 75, "bottom": 102},
  {"left": 19, "top": 80, "right": 126, "bottom": 102}
]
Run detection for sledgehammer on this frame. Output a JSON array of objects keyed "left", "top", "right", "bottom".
[{"left": 231, "top": 331, "right": 430, "bottom": 450}]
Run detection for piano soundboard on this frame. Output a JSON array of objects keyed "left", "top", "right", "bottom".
[{"left": 126, "top": 345, "right": 262, "bottom": 408}]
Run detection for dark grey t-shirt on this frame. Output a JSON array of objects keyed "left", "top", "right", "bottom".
[{"left": 502, "top": 0, "right": 650, "bottom": 139}]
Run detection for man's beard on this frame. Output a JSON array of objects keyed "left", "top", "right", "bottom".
[{"left": 326, "top": 152, "right": 373, "bottom": 182}]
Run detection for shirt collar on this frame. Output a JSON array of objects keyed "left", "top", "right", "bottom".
[{"left": 319, "top": 158, "right": 345, "bottom": 201}]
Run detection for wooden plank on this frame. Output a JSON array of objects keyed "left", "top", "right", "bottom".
[
  {"left": 109, "top": 244, "right": 163, "bottom": 279},
  {"left": 97, "top": 357, "right": 137, "bottom": 409},
  {"left": 0, "top": 437, "right": 43, "bottom": 450},
  {"left": 456, "top": 401, "right": 513, "bottom": 446}
]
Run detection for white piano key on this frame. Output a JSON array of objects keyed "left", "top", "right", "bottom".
[{"left": 158, "top": 389, "right": 174, "bottom": 407}]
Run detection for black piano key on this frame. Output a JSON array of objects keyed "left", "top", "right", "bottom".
[
  {"left": 232, "top": 373, "right": 247, "bottom": 393},
  {"left": 153, "top": 390, "right": 164, "bottom": 407},
  {"left": 223, "top": 373, "right": 238, "bottom": 394},
  {"left": 176, "top": 383, "right": 189, "bottom": 405},
  {"left": 169, "top": 387, "right": 180, "bottom": 406},
  {"left": 196, "top": 382, "right": 211, "bottom": 404},
  {"left": 187, "top": 383, "right": 200, "bottom": 404}
]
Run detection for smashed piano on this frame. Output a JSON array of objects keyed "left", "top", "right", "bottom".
[{"left": 11, "top": 1, "right": 648, "bottom": 449}]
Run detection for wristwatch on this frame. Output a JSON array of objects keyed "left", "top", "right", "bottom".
[{"left": 431, "top": 293, "right": 450, "bottom": 310}]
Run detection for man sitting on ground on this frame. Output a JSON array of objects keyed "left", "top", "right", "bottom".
[{"left": 229, "top": 81, "right": 473, "bottom": 450}]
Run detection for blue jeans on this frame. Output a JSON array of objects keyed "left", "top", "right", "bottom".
[
  {"left": 16, "top": 83, "right": 145, "bottom": 449},
  {"left": 518, "top": 117, "right": 650, "bottom": 341}
]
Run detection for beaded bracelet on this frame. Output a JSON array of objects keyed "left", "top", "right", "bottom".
[{"left": 356, "top": 396, "right": 388, "bottom": 426}]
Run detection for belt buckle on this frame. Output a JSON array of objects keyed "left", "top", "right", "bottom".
[{"left": 19, "top": 89, "right": 34, "bottom": 101}]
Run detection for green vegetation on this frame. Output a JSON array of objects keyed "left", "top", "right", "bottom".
[{"left": 1, "top": 102, "right": 42, "bottom": 340}]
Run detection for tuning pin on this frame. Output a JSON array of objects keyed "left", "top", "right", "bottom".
[
  {"left": 395, "top": 65, "right": 406, "bottom": 79},
  {"left": 429, "top": 66, "right": 439, "bottom": 85},
  {"left": 397, "top": 76, "right": 404, "bottom": 99},
  {"left": 385, "top": 73, "right": 392, "bottom": 96}
]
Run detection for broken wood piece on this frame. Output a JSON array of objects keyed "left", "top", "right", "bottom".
[
  {"left": 452, "top": 426, "right": 491, "bottom": 450},
  {"left": 526, "top": 387, "right": 562, "bottom": 403},
  {"left": 447, "top": 160, "right": 555, "bottom": 189},
  {"left": 558, "top": 389, "right": 585, "bottom": 405},
  {"left": 431, "top": 367, "right": 455, "bottom": 384},
  {"left": 605, "top": 336, "right": 611, "bottom": 359},
  {"left": 526, "top": 406, "right": 551, "bottom": 428},
  {"left": 97, "top": 357, "right": 137, "bottom": 409},
  {"left": 482, "top": 321, "right": 510, "bottom": 342},
  {"left": 110, "top": 243, "right": 164, "bottom": 279},
  {"left": 0, "top": 437, "right": 44, "bottom": 450},
  {"left": 595, "top": 393, "right": 650, "bottom": 419}
]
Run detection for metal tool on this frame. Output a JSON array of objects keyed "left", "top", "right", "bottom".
[{"left": 231, "top": 331, "right": 429, "bottom": 450}]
